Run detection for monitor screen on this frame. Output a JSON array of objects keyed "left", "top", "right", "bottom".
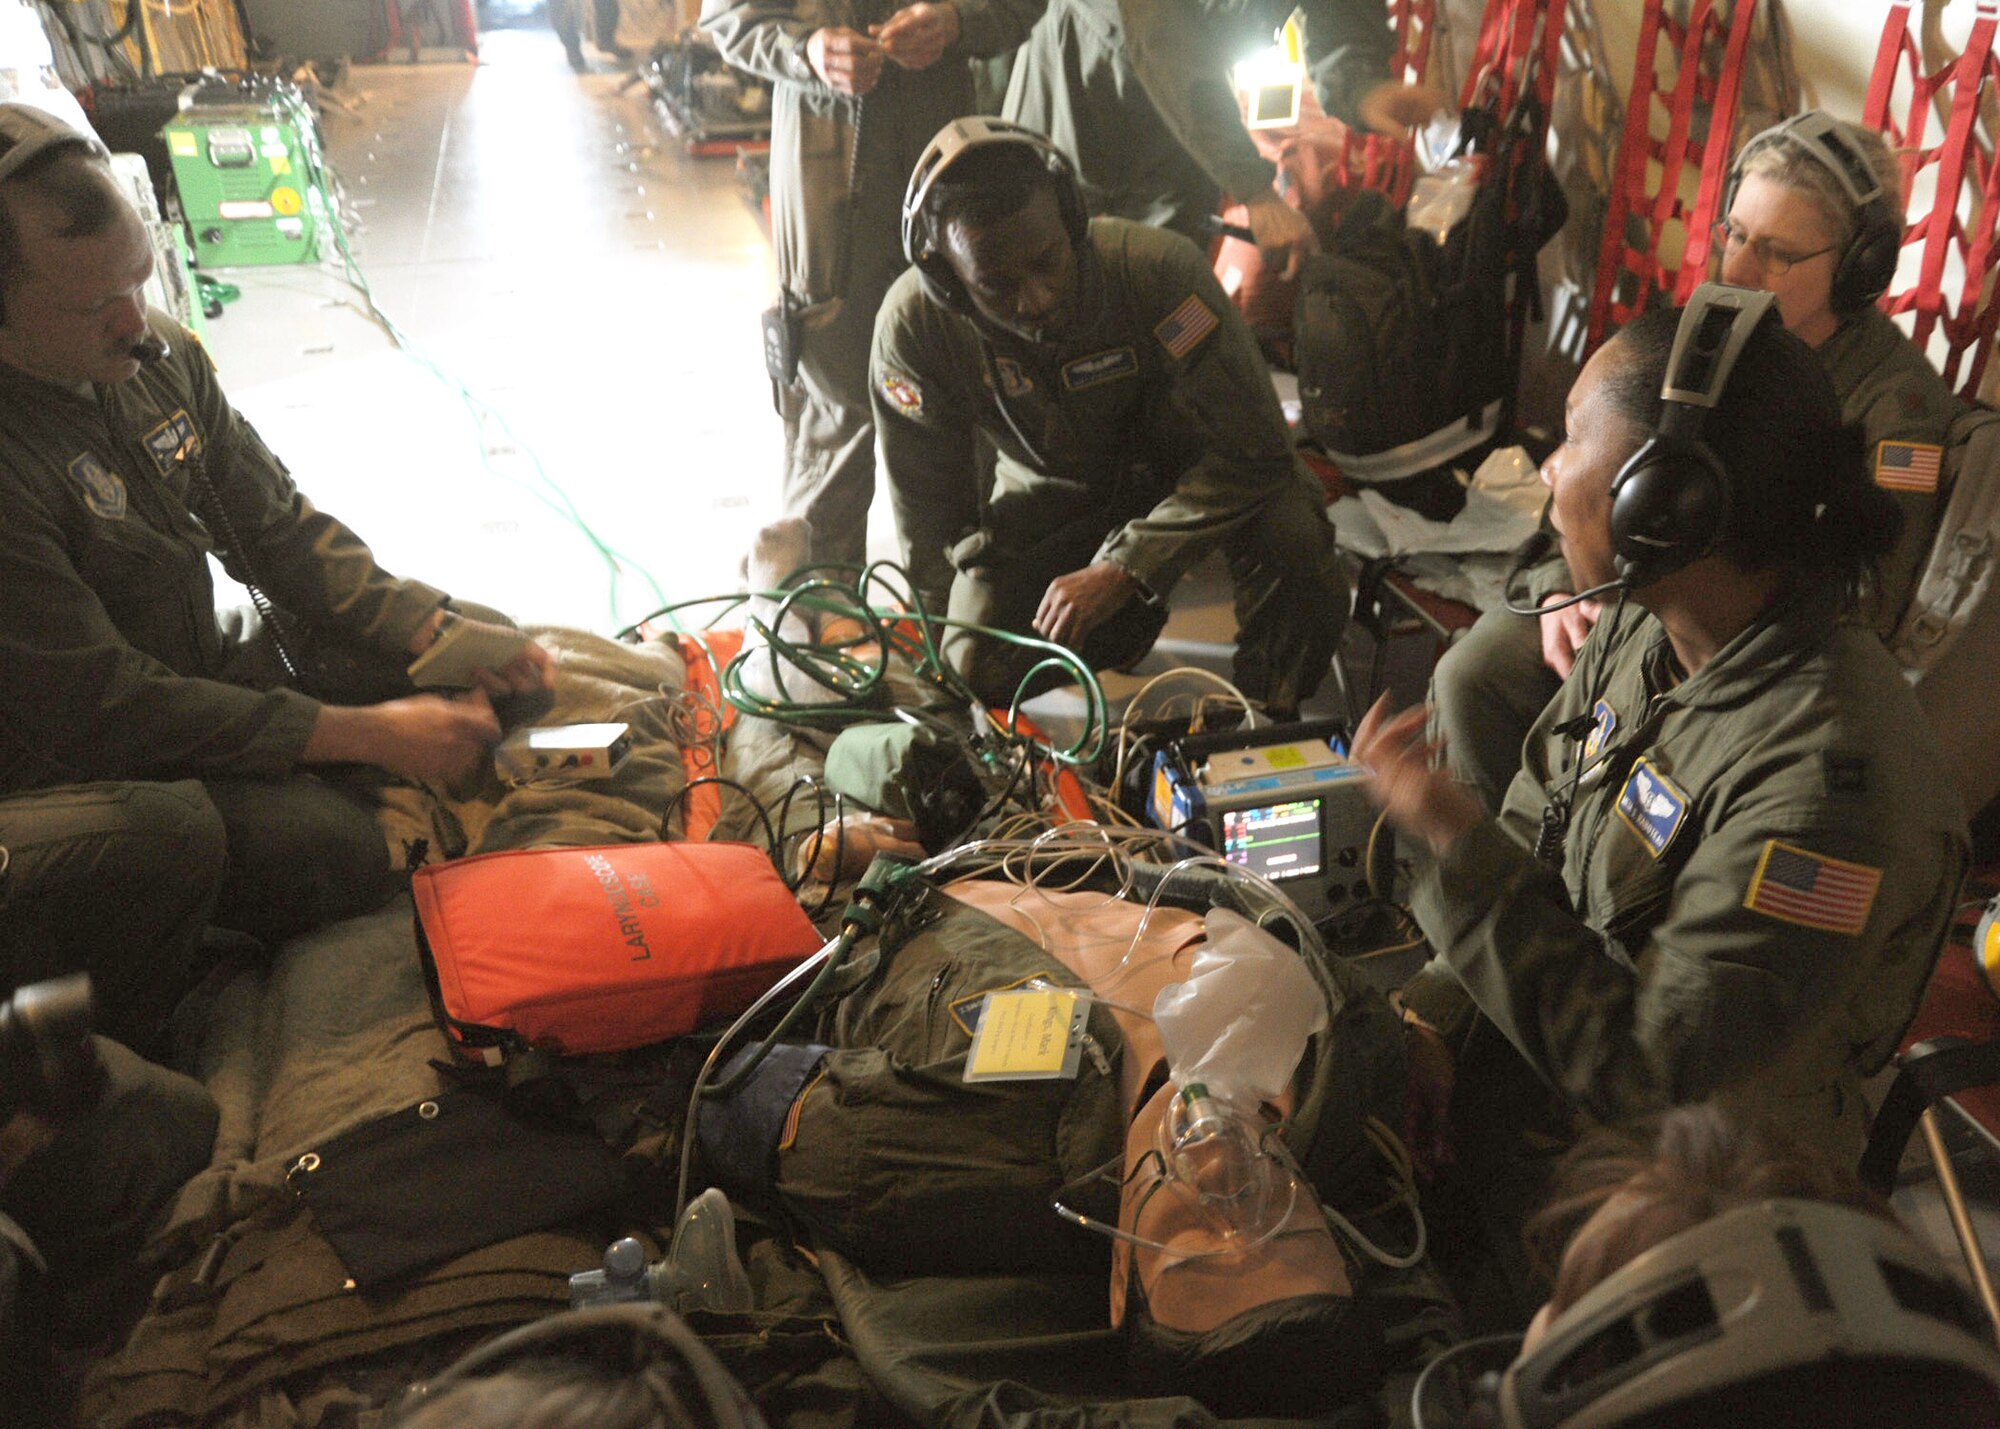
[
  {"left": 1248, "top": 79, "right": 1301, "bottom": 129},
  {"left": 1221, "top": 799, "right": 1322, "bottom": 882}
]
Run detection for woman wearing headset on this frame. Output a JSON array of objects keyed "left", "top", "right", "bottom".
[
  {"left": 1354, "top": 289, "right": 1967, "bottom": 1255},
  {"left": 1433, "top": 112, "right": 1960, "bottom": 816}
]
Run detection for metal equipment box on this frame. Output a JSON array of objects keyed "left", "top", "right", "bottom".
[{"left": 164, "top": 103, "right": 327, "bottom": 267}]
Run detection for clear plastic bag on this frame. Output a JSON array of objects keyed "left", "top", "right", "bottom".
[
  {"left": 1406, "top": 156, "right": 1482, "bottom": 245},
  {"left": 1151, "top": 907, "right": 1328, "bottom": 1113}
]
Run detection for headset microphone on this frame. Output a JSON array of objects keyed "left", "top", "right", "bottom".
[
  {"left": 1498, "top": 529, "right": 1628, "bottom": 617},
  {"left": 129, "top": 335, "right": 169, "bottom": 364},
  {"left": 1502, "top": 576, "right": 1626, "bottom": 617}
]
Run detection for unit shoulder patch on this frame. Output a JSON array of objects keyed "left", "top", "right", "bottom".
[
  {"left": 1743, "top": 840, "right": 1882, "bottom": 936},
  {"left": 1873, "top": 439, "right": 1941, "bottom": 494},
  {"left": 1154, "top": 293, "right": 1219, "bottom": 359},
  {"left": 878, "top": 372, "right": 923, "bottom": 416},
  {"left": 142, "top": 411, "right": 201, "bottom": 475},
  {"left": 67, "top": 453, "right": 127, "bottom": 521},
  {"left": 1584, "top": 698, "right": 1618, "bottom": 762},
  {"left": 1614, "top": 758, "right": 1689, "bottom": 858},
  {"left": 994, "top": 356, "right": 1034, "bottom": 398},
  {"left": 1060, "top": 347, "right": 1137, "bottom": 391}
]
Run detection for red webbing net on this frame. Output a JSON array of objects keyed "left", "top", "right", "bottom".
[
  {"left": 1331, "top": 0, "right": 1439, "bottom": 205},
  {"left": 1585, "top": 0, "right": 1763, "bottom": 353},
  {"left": 1865, "top": 0, "right": 2000, "bottom": 397}
]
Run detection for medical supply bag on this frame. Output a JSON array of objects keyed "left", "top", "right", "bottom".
[{"left": 413, "top": 842, "right": 822, "bottom": 1064}]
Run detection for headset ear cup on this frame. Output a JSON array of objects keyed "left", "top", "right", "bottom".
[
  {"left": 1831, "top": 212, "right": 1900, "bottom": 313},
  {"left": 1608, "top": 436, "right": 1730, "bottom": 587},
  {"left": 914, "top": 252, "right": 968, "bottom": 314}
]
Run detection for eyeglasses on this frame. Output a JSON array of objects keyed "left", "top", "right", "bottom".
[{"left": 1711, "top": 220, "right": 1837, "bottom": 277}]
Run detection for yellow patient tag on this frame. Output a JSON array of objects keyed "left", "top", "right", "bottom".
[{"left": 964, "top": 989, "right": 1085, "bottom": 1082}]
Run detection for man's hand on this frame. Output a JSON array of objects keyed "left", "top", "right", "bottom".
[
  {"left": 406, "top": 612, "right": 557, "bottom": 698},
  {"left": 304, "top": 688, "right": 502, "bottom": 785},
  {"left": 873, "top": 2, "right": 959, "bottom": 70},
  {"left": 1352, "top": 692, "right": 1483, "bottom": 856},
  {"left": 467, "top": 624, "right": 557, "bottom": 698},
  {"left": 1537, "top": 594, "right": 1602, "bottom": 679},
  {"left": 807, "top": 26, "right": 885, "bottom": 95},
  {"left": 1034, "top": 561, "right": 1137, "bottom": 649},
  {"left": 1356, "top": 79, "right": 1449, "bottom": 137},
  {"left": 1241, "top": 193, "right": 1319, "bottom": 283}
]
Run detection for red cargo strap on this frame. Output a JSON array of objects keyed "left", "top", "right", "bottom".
[{"left": 675, "top": 629, "right": 747, "bottom": 841}]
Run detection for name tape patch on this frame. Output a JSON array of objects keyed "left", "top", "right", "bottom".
[
  {"left": 143, "top": 411, "right": 200, "bottom": 475},
  {"left": 1615, "top": 758, "right": 1689, "bottom": 858},
  {"left": 1060, "top": 346, "right": 1137, "bottom": 391}
]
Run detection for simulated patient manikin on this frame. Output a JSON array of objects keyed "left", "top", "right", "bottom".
[{"left": 697, "top": 845, "right": 1408, "bottom": 1414}]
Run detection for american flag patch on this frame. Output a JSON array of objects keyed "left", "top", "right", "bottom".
[
  {"left": 1743, "top": 840, "right": 1882, "bottom": 936},
  {"left": 1154, "top": 293, "right": 1219, "bottom": 359},
  {"left": 1874, "top": 440, "right": 1942, "bottom": 493}
]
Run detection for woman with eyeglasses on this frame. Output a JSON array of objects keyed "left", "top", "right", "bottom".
[{"left": 1429, "top": 111, "right": 1961, "bottom": 817}]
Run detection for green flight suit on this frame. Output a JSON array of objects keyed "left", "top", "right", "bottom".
[
  {"left": 1401, "top": 582, "right": 1969, "bottom": 1175},
  {"left": 700, "top": 0, "right": 1046, "bottom": 567},
  {"left": 1430, "top": 307, "right": 1960, "bottom": 814},
  {"left": 1003, "top": 0, "right": 1395, "bottom": 243},
  {"left": 0, "top": 315, "right": 451, "bottom": 945},
  {"left": 871, "top": 217, "right": 1347, "bottom": 708},
  {"left": 2, "top": 1036, "right": 216, "bottom": 1427},
  {"left": 1819, "top": 304, "right": 1959, "bottom": 633}
]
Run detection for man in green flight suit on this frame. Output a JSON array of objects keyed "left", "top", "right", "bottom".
[
  {"left": 0, "top": 105, "right": 553, "bottom": 1035},
  {"left": 1005, "top": 0, "right": 1444, "bottom": 281},
  {"left": 873, "top": 118, "right": 1346, "bottom": 711},
  {"left": 1356, "top": 292, "right": 1966, "bottom": 1287},
  {"left": 700, "top": 0, "right": 1046, "bottom": 570},
  {"left": 1431, "top": 111, "right": 1959, "bottom": 814}
]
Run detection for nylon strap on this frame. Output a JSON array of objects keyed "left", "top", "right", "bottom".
[{"left": 676, "top": 629, "right": 747, "bottom": 841}]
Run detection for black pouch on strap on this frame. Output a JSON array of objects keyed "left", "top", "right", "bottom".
[{"left": 284, "top": 1086, "right": 625, "bottom": 1288}]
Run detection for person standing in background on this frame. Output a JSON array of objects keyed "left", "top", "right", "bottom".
[
  {"left": 701, "top": 0, "right": 1047, "bottom": 569},
  {"left": 1005, "top": 0, "right": 1443, "bottom": 283}
]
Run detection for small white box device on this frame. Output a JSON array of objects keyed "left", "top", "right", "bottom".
[{"left": 495, "top": 723, "right": 633, "bottom": 782}]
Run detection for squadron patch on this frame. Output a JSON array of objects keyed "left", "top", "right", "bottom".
[
  {"left": 1154, "top": 293, "right": 1219, "bottom": 359},
  {"left": 878, "top": 372, "right": 923, "bottom": 416},
  {"left": 1584, "top": 698, "right": 1618, "bottom": 762},
  {"left": 1873, "top": 439, "right": 1941, "bottom": 494},
  {"left": 994, "top": 356, "right": 1034, "bottom": 398},
  {"left": 1060, "top": 346, "right": 1137, "bottom": 391},
  {"left": 143, "top": 410, "right": 201, "bottom": 475},
  {"left": 1743, "top": 840, "right": 1882, "bottom": 936},
  {"left": 68, "top": 453, "right": 127, "bottom": 521},
  {"left": 1615, "top": 758, "right": 1689, "bottom": 858}
]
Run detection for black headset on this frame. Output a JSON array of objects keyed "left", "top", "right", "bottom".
[
  {"left": 0, "top": 102, "right": 112, "bottom": 330},
  {"left": 402, "top": 1302, "right": 767, "bottom": 1428},
  {"left": 900, "top": 116, "right": 1088, "bottom": 316},
  {"left": 1723, "top": 110, "right": 1902, "bottom": 315},
  {"left": 1605, "top": 282, "right": 1776, "bottom": 589}
]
